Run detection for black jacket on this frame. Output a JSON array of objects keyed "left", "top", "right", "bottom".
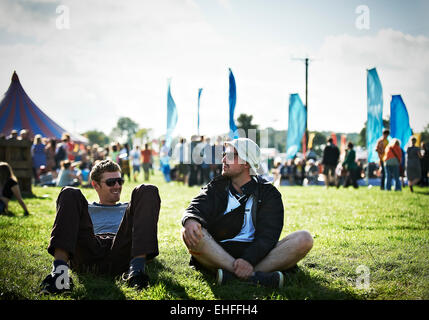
[
  {"left": 182, "top": 175, "right": 284, "bottom": 266},
  {"left": 322, "top": 143, "right": 340, "bottom": 166}
]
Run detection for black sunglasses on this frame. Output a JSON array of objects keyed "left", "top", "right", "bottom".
[
  {"left": 222, "top": 152, "right": 239, "bottom": 158},
  {"left": 101, "top": 178, "right": 125, "bottom": 186}
]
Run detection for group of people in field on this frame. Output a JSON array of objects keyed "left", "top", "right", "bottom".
[
  {"left": 1, "top": 126, "right": 428, "bottom": 295},
  {"left": 1, "top": 131, "right": 314, "bottom": 293},
  {"left": 272, "top": 133, "right": 429, "bottom": 192}
]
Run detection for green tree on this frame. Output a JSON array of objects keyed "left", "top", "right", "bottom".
[
  {"left": 82, "top": 130, "right": 109, "bottom": 146},
  {"left": 236, "top": 113, "right": 259, "bottom": 142},
  {"left": 135, "top": 128, "right": 152, "bottom": 146},
  {"left": 359, "top": 119, "right": 390, "bottom": 147},
  {"left": 111, "top": 117, "right": 139, "bottom": 145},
  {"left": 420, "top": 123, "right": 429, "bottom": 143}
]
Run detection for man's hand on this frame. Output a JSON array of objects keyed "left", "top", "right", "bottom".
[
  {"left": 233, "top": 258, "right": 254, "bottom": 279},
  {"left": 182, "top": 219, "right": 203, "bottom": 248}
]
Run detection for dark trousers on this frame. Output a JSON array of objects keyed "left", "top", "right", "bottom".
[
  {"left": 48, "top": 185, "right": 160, "bottom": 276},
  {"left": 344, "top": 168, "right": 359, "bottom": 189},
  {"left": 380, "top": 161, "right": 385, "bottom": 190}
]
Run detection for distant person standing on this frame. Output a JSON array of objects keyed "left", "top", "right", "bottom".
[
  {"left": 383, "top": 139, "right": 402, "bottom": 192},
  {"left": 130, "top": 145, "right": 141, "bottom": 182},
  {"left": 406, "top": 137, "right": 422, "bottom": 192},
  {"left": 420, "top": 142, "right": 429, "bottom": 187},
  {"left": 141, "top": 144, "right": 152, "bottom": 182},
  {"left": 322, "top": 138, "right": 340, "bottom": 188},
  {"left": 45, "top": 138, "right": 57, "bottom": 172},
  {"left": 342, "top": 142, "right": 358, "bottom": 189},
  {"left": 159, "top": 140, "right": 171, "bottom": 183},
  {"left": 62, "top": 133, "right": 75, "bottom": 162},
  {"left": 376, "top": 129, "right": 390, "bottom": 190},
  {"left": 55, "top": 137, "right": 68, "bottom": 170},
  {"left": 173, "top": 138, "right": 189, "bottom": 185},
  {"left": 31, "top": 134, "right": 47, "bottom": 184},
  {"left": 119, "top": 143, "right": 131, "bottom": 182}
]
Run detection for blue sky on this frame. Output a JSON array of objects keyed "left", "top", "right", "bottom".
[{"left": 0, "top": 0, "right": 428, "bottom": 141}]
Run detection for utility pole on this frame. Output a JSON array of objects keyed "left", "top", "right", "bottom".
[{"left": 292, "top": 56, "right": 312, "bottom": 156}]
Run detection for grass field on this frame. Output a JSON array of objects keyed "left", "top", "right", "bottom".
[{"left": 1, "top": 171, "right": 428, "bottom": 300}]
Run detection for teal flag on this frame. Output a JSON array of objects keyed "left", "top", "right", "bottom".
[
  {"left": 286, "top": 94, "right": 307, "bottom": 159},
  {"left": 390, "top": 95, "right": 412, "bottom": 151},
  {"left": 367, "top": 68, "right": 383, "bottom": 163},
  {"left": 229, "top": 68, "right": 238, "bottom": 139},
  {"left": 166, "top": 79, "right": 178, "bottom": 148}
]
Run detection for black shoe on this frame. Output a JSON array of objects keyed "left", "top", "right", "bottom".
[
  {"left": 215, "top": 269, "right": 235, "bottom": 285},
  {"left": 250, "top": 271, "right": 285, "bottom": 289},
  {"left": 40, "top": 272, "right": 74, "bottom": 295},
  {"left": 189, "top": 256, "right": 203, "bottom": 271},
  {"left": 284, "top": 264, "right": 300, "bottom": 274},
  {"left": 122, "top": 270, "right": 150, "bottom": 290}
]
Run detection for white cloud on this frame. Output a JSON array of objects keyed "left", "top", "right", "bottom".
[{"left": 0, "top": 1, "right": 428, "bottom": 142}]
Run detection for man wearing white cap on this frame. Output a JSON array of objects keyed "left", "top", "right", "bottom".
[{"left": 181, "top": 138, "right": 313, "bottom": 288}]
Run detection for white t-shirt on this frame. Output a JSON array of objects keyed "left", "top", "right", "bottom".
[{"left": 220, "top": 191, "right": 255, "bottom": 243}]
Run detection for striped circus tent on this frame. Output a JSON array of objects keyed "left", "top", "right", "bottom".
[{"left": 0, "top": 71, "right": 88, "bottom": 143}]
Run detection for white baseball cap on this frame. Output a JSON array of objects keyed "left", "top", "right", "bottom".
[{"left": 225, "top": 138, "right": 261, "bottom": 175}]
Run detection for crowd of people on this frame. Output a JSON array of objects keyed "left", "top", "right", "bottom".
[
  {"left": 272, "top": 133, "right": 429, "bottom": 191},
  {"left": 1, "top": 128, "right": 429, "bottom": 217},
  {"left": 272, "top": 138, "right": 366, "bottom": 189}
]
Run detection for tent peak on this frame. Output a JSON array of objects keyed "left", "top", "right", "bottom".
[{"left": 12, "top": 71, "right": 19, "bottom": 82}]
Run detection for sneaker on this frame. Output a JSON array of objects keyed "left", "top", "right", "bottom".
[
  {"left": 40, "top": 272, "right": 74, "bottom": 294},
  {"left": 122, "top": 270, "right": 150, "bottom": 290},
  {"left": 215, "top": 269, "right": 235, "bottom": 285},
  {"left": 250, "top": 271, "right": 285, "bottom": 289}
]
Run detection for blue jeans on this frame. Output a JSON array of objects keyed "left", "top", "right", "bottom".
[{"left": 385, "top": 164, "right": 401, "bottom": 191}]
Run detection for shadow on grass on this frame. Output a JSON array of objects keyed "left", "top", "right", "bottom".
[
  {"left": 199, "top": 266, "right": 359, "bottom": 300},
  {"left": 71, "top": 272, "right": 127, "bottom": 300},
  {"left": 414, "top": 190, "right": 429, "bottom": 195},
  {"left": 146, "top": 259, "right": 191, "bottom": 299},
  {"left": 71, "top": 259, "right": 190, "bottom": 300}
]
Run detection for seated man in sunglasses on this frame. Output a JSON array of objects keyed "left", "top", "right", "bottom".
[
  {"left": 40, "top": 159, "right": 160, "bottom": 294},
  {"left": 181, "top": 138, "right": 313, "bottom": 288}
]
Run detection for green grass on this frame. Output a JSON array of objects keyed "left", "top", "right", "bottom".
[{"left": 1, "top": 171, "right": 428, "bottom": 300}]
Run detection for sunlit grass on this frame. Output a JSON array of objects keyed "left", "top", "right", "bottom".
[{"left": 1, "top": 170, "right": 428, "bottom": 300}]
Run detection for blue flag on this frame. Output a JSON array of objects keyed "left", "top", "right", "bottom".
[
  {"left": 197, "top": 88, "right": 203, "bottom": 136},
  {"left": 367, "top": 68, "right": 383, "bottom": 163},
  {"left": 390, "top": 95, "right": 412, "bottom": 151},
  {"left": 229, "top": 68, "right": 238, "bottom": 139},
  {"left": 286, "top": 94, "right": 307, "bottom": 159},
  {"left": 166, "top": 79, "right": 178, "bottom": 148}
]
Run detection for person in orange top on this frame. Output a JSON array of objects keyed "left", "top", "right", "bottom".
[
  {"left": 383, "top": 138, "right": 402, "bottom": 191},
  {"left": 140, "top": 144, "right": 152, "bottom": 181},
  {"left": 375, "top": 129, "right": 390, "bottom": 190}
]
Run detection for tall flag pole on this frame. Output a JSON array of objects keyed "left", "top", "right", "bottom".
[
  {"left": 286, "top": 93, "right": 307, "bottom": 159},
  {"left": 197, "top": 88, "right": 203, "bottom": 136},
  {"left": 229, "top": 68, "right": 238, "bottom": 139},
  {"left": 390, "top": 95, "right": 412, "bottom": 152},
  {"left": 166, "top": 78, "right": 178, "bottom": 148},
  {"left": 366, "top": 68, "right": 383, "bottom": 164}
]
